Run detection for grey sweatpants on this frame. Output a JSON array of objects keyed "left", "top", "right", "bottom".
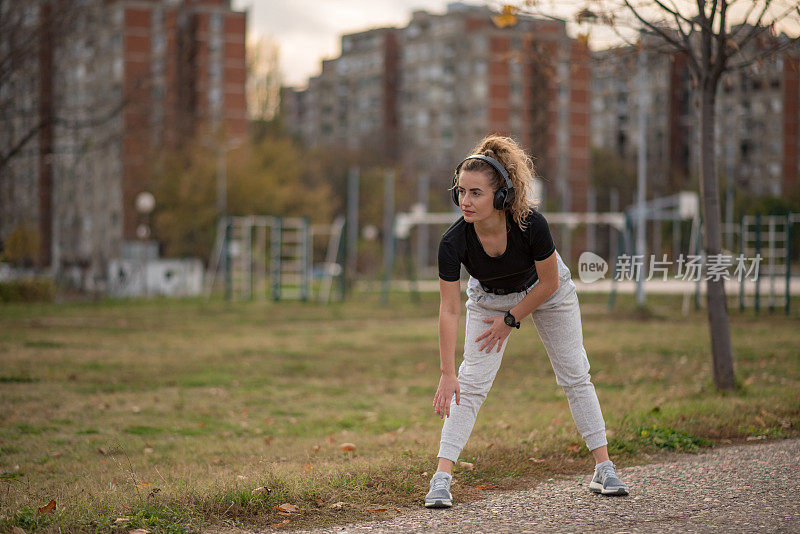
[{"left": 438, "top": 252, "right": 608, "bottom": 462}]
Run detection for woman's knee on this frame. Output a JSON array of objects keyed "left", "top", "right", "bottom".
[{"left": 558, "top": 372, "right": 594, "bottom": 392}]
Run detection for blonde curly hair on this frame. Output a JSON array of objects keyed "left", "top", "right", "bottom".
[{"left": 456, "top": 135, "right": 538, "bottom": 230}]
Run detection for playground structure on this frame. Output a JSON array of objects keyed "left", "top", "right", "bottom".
[
  {"left": 201, "top": 169, "right": 797, "bottom": 315},
  {"left": 381, "top": 193, "right": 798, "bottom": 315},
  {"left": 739, "top": 213, "right": 798, "bottom": 315},
  {"left": 205, "top": 215, "right": 345, "bottom": 302}
]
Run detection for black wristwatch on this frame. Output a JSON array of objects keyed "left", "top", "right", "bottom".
[{"left": 504, "top": 310, "right": 520, "bottom": 329}]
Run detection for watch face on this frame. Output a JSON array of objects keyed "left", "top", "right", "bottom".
[{"left": 504, "top": 313, "right": 515, "bottom": 326}]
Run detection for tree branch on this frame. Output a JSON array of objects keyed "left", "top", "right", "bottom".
[
  {"left": 734, "top": 1, "right": 774, "bottom": 47},
  {"left": 662, "top": 0, "right": 696, "bottom": 53},
  {"left": 711, "top": 0, "right": 731, "bottom": 83},
  {"left": 728, "top": 0, "right": 763, "bottom": 39},
  {"left": 621, "top": 0, "right": 701, "bottom": 72},
  {"left": 696, "top": 0, "right": 713, "bottom": 76},
  {"left": 0, "top": 118, "right": 47, "bottom": 173},
  {"left": 728, "top": 33, "right": 800, "bottom": 70}
]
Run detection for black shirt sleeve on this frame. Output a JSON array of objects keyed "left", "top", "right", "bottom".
[
  {"left": 438, "top": 233, "right": 462, "bottom": 282},
  {"left": 527, "top": 210, "right": 556, "bottom": 261}
]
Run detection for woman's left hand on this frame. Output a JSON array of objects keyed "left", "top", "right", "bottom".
[{"left": 475, "top": 316, "right": 512, "bottom": 353}]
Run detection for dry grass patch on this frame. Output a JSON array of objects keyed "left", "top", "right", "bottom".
[{"left": 0, "top": 293, "right": 798, "bottom": 532}]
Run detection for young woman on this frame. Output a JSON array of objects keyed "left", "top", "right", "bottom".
[{"left": 424, "top": 135, "right": 628, "bottom": 508}]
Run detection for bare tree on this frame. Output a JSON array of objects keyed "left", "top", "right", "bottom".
[
  {"left": 247, "top": 36, "right": 282, "bottom": 122},
  {"left": 512, "top": 0, "right": 800, "bottom": 390}
]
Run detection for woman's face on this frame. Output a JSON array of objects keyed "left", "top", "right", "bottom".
[{"left": 456, "top": 170, "right": 499, "bottom": 223}]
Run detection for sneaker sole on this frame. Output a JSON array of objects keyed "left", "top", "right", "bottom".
[
  {"left": 589, "top": 481, "right": 628, "bottom": 495},
  {"left": 424, "top": 499, "right": 453, "bottom": 508}
]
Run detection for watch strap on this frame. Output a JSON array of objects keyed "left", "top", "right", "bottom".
[{"left": 504, "top": 310, "right": 520, "bottom": 329}]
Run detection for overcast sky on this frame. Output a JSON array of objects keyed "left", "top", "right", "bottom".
[
  {"left": 232, "top": 1, "right": 800, "bottom": 89},
  {"left": 233, "top": 0, "right": 459, "bottom": 87}
]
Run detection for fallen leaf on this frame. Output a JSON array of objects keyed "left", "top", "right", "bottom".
[
  {"left": 129, "top": 529, "right": 149, "bottom": 534},
  {"left": 98, "top": 448, "right": 107, "bottom": 455},
  {"left": 114, "top": 517, "right": 131, "bottom": 524},
  {"left": 37, "top": 500, "right": 56, "bottom": 515},
  {"left": 474, "top": 484, "right": 496, "bottom": 490},
  {"left": 566, "top": 443, "right": 581, "bottom": 453},
  {"left": 136, "top": 483, "right": 153, "bottom": 489},
  {"left": 329, "top": 501, "right": 346, "bottom": 509},
  {"left": 265, "top": 417, "right": 274, "bottom": 424},
  {"left": 458, "top": 461, "right": 474, "bottom": 471},
  {"left": 50, "top": 452, "right": 62, "bottom": 458},
  {"left": 340, "top": 443, "right": 356, "bottom": 452},
  {"left": 496, "top": 420, "right": 511, "bottom": 429},
  {"left": 121, "top": 504, "right": 132, "bottom": 511},
  {"left": 528, "top": 457, "right": 545, "bottom": 463},
  {"left": 314, "top": 498, "right": 325, "bottom": 507},
  {"left": 237, "top": 475, "right": 246, "bottom": 480},
  {"left": 252, "top": 486, "right": 270, "bottom": 496},
  {"left": 265, "top": 436, "right": 274, "bottom": 445},
  {"left": 270, "top": 519, "right": 290, "bottom": 529},
  {"left": 754, "top": 416, "right": 766, "bottom": 427},
  {"left": 274, "top": 503, "right": 301, "bottom": 514},
  {"left": 365, "top": 508, "right": 387, "bottom": 513},
  {"left": 303, "top": 463, "right": 313, "bottom": 472},
  {"left": 312, "top": 445, "right": 321, "bottom": 453},
  {"left": 328, "top": 434, "right": 336, "bottom": 445},
  {"left": 131, "top": 406, "right": 141, "bottom": 413},
  {"left": 143, "top": 448, "right": 154, "bottom": 454},
  {"left": 394, "top": 508, "right": 401, "bottom": 512}
]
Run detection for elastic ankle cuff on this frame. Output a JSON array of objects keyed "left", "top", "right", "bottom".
[
  {"left": 437, "top": 442, "right": 461, "bottom": 463},
  {"left": 584, "top": 430, "right": 608, "bottom": 452}
]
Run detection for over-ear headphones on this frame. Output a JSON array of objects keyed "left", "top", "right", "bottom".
[{"left": 452, "top": 154, "right": 516, "bottom": 210}]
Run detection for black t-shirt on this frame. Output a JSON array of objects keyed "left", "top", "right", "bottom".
[{"left": 437, "top": 210, "right": 556, "bottom": 291}]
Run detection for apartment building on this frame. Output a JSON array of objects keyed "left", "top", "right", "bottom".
[
  {"left": 591, "top": 36, "right": 799, "bottom": 202},
  {"left": 0, "top": 0, "right": 247, "bottom": 287},
  {"left": 284, "top": 3, "right": 592, "bottom": 213},
  {"left": 284, "top": 27, "right": 400, "bottom": 162}
]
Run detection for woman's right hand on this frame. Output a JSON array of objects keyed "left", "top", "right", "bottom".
[{"left": 433, "top": 373, "right": 461, "bottom": 419}]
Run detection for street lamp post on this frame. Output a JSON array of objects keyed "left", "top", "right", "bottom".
[
  {"left": 211, "top": 138, "right": 244, "bottom": 221},
  {"left": 135, "top": 191, "right": 155, "bottom": 296}
]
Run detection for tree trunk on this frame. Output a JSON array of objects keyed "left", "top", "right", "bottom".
[{"left": 698, "top": 81, "right": 736, "bottom": 390}]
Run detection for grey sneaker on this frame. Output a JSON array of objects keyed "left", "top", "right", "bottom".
[
  {"left": 589, "top": 460, "right": 629, "bottom": 495},
  {"left": 424, "top": 471, "right": 453, "bottom": 508}
]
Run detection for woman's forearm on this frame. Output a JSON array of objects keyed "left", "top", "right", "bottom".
[
  {"left": 510, "top": 279, "right": 558, "bottom": 322},
  {"left": 438, "top": 311, "right": 460, "bottom": 376}
]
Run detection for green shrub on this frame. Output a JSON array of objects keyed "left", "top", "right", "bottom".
[{"left": 0, "top": 278, "right": 55, "bottom": 302}]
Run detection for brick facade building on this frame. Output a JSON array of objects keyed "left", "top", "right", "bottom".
[
  {"left": 591, "top": 37, "right": 800, "bottom": 204},
  {"left": 0, "top": 0, "right": 247, "bottom": 287},
  {"left": 283, "top": 4, "right": 592, "bottom": 214}
]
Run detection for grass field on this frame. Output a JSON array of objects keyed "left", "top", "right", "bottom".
[{"left": 1, "top": 292, "right": 798, "bottom": 532}]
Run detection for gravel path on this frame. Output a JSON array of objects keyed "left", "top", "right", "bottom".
[{"left": 296, "top": 439, "right": 800, "bottom": 533}]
